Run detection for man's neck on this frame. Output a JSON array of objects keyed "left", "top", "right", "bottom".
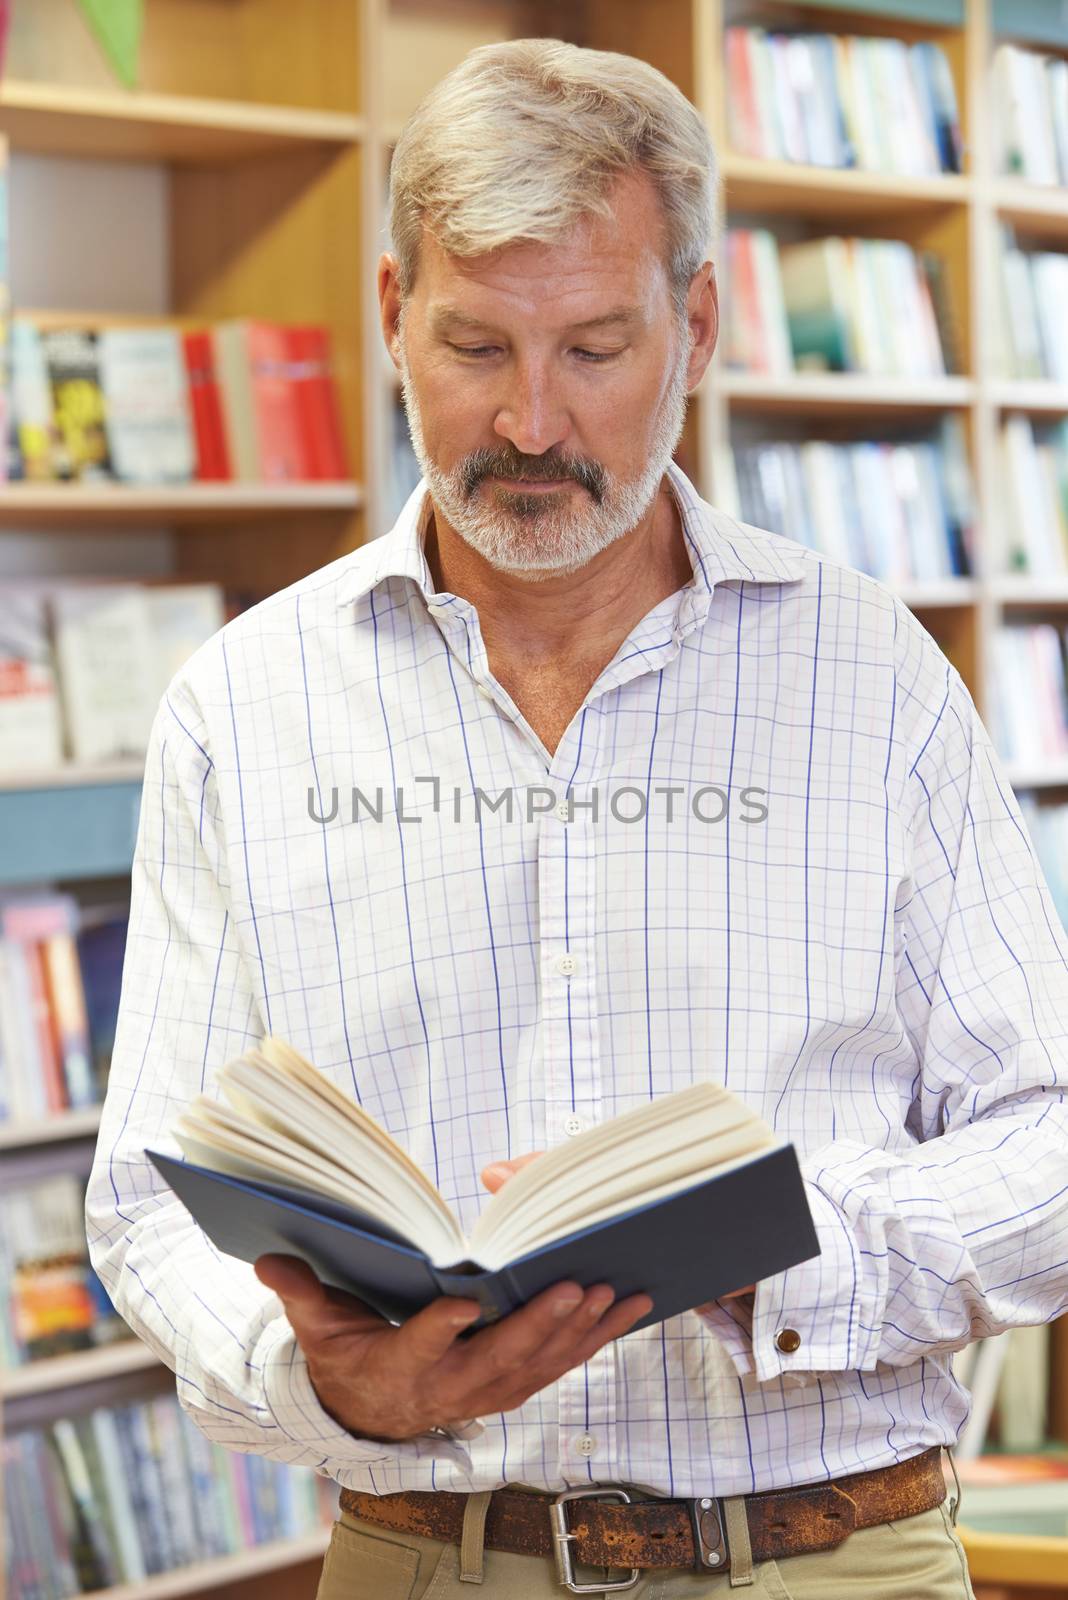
[{"left": 422, "top": 477, "right": 694, "bottom": 669}]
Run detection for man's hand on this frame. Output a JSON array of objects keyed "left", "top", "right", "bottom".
[
  {"left": 253, "top": 1254, "right": 652, "bottom": 1445},
  {"left": 482, "top": 1153, "right": 756, "bottom": 1308}
]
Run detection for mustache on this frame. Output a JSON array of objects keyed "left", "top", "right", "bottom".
[{"left": 459, "top": 448, "right": 607, "bottom": 504}]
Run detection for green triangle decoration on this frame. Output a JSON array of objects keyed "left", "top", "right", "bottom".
[{"left": 76, "top": 0, "right": 144, "bottom": 90}]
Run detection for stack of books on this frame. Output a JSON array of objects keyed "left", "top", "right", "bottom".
[
  {"left": 1018, "top": 796, "right": 1068, "bottom": 930},
  {"left": 992, "top": 43, "right": 1068, "bottom": 186},
  {"left": 989, "top": 624, "right": 1068, "bottom": 767},
  {"left": 728, "top": 420, "right": 974, "bottom": 586},
  {"left": 997, "top": 418, "right": 1068, "bottom": 577},
  {"left": 995, "top": 231, "right": 1068, "bottom": 382},
  {"left": 726, "top": 228, "right": 956, "bottom": 377},
  {"left": 0, "top": 580, "right": 225, "bottom": 771},
  {"left": 4, "top": 1395, "right": 337, "bottom": 1591},
  {"left": 725, "top": 26, "right": 962, "bottom": 174},
  {"left": 0, "top": 1169, "right": 132, "bottom": 1364},
  {"left": 7, "top": 318, "right": 350, "bottom": 484},
  {"left": 0, "top": 893, "right": 126, "bottom": 1124}
]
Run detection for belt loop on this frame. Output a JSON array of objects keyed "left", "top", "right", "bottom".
[
  {"left": 458, "top": 1490, "right": 493, "bottom": 1583},
  {"left": 723, "top": 1496, "right": 755, "bottom": 1588}
]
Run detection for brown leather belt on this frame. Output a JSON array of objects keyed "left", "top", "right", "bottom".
[{"left": 340, "top": 1445, "right": 946, "bottom": 1589}]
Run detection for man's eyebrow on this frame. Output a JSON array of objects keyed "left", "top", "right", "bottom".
[{"left": 427, "top": 305, "right": 644, "bottom": 335}]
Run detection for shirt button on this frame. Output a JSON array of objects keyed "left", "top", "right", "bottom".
[
  {"left": 554, "top": 799, "right": 571, "bottom": 821},
  {"left": 776, "top": 1328, "right": 802, "bottom": 1354},
  {"left": 563, "top": 1114, "right": 584, "bottom": 1137},
  {"left": 575, "top": 1435, "right": 596, "bottom": 1457},
  {"left": 554, "top": 952, "right": 578, "bottom": 977},
  {"left": 476, "top": 683, "right": 494, "bottom": 700}
]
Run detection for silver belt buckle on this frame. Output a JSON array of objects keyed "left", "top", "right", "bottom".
[
  {"left": 689, "top": 1495, "right": 729, "bottom": 1570},
  {"left": 549, "top": 1487, "right": 641, "bottom": 1594}
]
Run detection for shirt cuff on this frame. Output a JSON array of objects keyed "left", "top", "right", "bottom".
[
  {"left": 696, "top": 1183, "right": 872, "bottom": 1385},
  {"left": 259, "top": 1318, "right": 480, "bottom": 1470}
]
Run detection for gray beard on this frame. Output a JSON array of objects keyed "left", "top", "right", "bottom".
[{"left": 396, "top": 328, "right": 692, "bottom": 581}]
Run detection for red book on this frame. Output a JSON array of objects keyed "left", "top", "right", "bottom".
[
  {"left": 182, "top": 330, "right": 231, "bottom": 481},
  {"left": 286, "top": 326, "right": 350, "bottom": 479},
  {"left": 246, "top": 321, "right": 307, "bottom": 482}
]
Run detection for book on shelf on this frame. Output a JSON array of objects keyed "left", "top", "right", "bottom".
[
  {"left": 147, "top": 1037, "right": 820, "bottom": 1331},
  {"left": 3, "top": 1394, "right": 337, "bottom": 1592},
  {"left": 992, "top": 42, "right": 1068, "bottom": 187},
  {"left": 998, "top": 416, "right": 1068, "bottom": 577},
  {"left": 0, "top": 134, "right": 8, "bottom": 487},
  {"left": 995, "top": 227, "right": 1068, "bottom": 383},
  {"left": 0, "top": 586, "right": 65, "bottom": 771},
  {"left": 7, "top": 315, "right": 350, "bottom": 486},
  {"left": 728, "top": 419, "right": 974, "bottom": 588},
  {"left": 1018, "top": 793, "right": 1068, "bottom": 929},
  {"left": 0, "top": 577, "right": 226, "bottom": 773},
  {"left": 97, "top": 326, "right": 197, "bottom": 484},
  {"left": 0, "top": 892, "right": 127, "bottom": 1125},
  {"left": 0, "top": 1169, "right": 132, "bottom": 1365},
  {"left": 724, "top": 229, "right": 956, "bottom": 379},
  {"left": 725, "top": 25, "right": 961, "bottom": 176},
  {"left": 989, "top": 623, "right": 1068, "bottom": 768},
  {"left": 42, "top": 327, "right": 112, "bottom": 483}
]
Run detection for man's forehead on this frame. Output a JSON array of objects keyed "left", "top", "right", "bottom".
[{"left": 426, "top": 302, "right": 646, "bottom": 335}]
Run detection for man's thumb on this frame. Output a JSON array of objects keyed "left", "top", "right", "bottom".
[{"left": 254, "top": 1252, "right": 324, "bottom": 1306}]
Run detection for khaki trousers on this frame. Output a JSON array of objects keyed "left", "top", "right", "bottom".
[{"left": 315, "top": 1490, "right": 976, "bottom": 1600}]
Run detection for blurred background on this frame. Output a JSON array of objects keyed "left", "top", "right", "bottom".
[{"left": 0, "top": 2, "right": 1067, "bottom": 1597}]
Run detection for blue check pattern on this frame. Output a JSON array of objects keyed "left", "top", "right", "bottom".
[{"left": 87, "top": 461, "right": 1068, "bottom": 1497}]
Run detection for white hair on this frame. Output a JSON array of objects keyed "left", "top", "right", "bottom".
[{"left": 388, "top": 36, "right": 718, "bottom": 315}]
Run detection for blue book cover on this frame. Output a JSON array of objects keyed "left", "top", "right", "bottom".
[{"left": 147, "top": 1143, "right": 819, "bottom": 1332}]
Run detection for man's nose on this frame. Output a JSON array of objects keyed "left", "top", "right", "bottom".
[{"left": 493, "top": 362, "right": 570, "bottom": 458}]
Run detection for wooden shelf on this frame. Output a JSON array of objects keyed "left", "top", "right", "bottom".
[
  {"left": 718, "top": 371, "right": 974, "bottom": 415},
  {"left": 81, "top": 1531, "right": 332, "bottom": 1600},
  {"left": 0, "top": 760, "right": 145, "bottom": 793},
  {"left": 1, "top": 1340, "right": 159, "bottom": 1400},
  {"left": 992, "top": 179, "right": 1068, "bottom": 241},
  {"left": 0, "top": 79, "right": 365, "bottom": 165},
  {"left": 1005, "top": 760, "right": 1068, "bottom": 790},
  {"left": 0, "top": 483, "right": 364, "bottom": 529},
  {"left": 721, "top": 153, "right": 971, "bottom": 219},
  {"left": 896, "top": 580, "right": 980, "bottom": 608},
  {"left": 989, "top": 577, "right": 1068, "bottom": 606},
  {"left": 0, "top": 1107, "right": 102, "bottom": 1150},
  {"left": 987, "top": 380, "right": 1068, "bottom": 414}
]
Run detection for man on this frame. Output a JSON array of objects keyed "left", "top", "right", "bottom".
[{"left": 87, "top": 37, "right": 1068, "bottom": 1600}]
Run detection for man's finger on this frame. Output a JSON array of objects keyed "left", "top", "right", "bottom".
[
  {"left": 480, "top": 1150, "right": 545, "bottom": 1193},
  {"left": 394, "top": 1295, "right": 484, "bottom": 1370}
]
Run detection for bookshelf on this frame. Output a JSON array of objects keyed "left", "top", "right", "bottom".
[{"left": 4, "top": 1, "right": 1068, "bottom": 1597}]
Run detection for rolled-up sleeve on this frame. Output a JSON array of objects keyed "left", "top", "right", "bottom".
[
  {"left": 699, "top": 662, "right": 1068, "bottom": 1383},
  {"left": 84, "top": 674, "right": 475, "bottom": 1485}
]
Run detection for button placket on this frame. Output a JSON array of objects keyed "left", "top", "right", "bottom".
[{"left": 536, "top": 761, "right": 614, "bottom": 1479}]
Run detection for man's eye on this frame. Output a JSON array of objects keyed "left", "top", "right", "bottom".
[{"left": 449, "top": 345, "right": 619, "bottom": 363}]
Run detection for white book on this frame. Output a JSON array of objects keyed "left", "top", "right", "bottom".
[
  {"left": 90, "top": 1410, "right": 148, "bottom": 1583},
  {"left": 799, "top": 441, "right": 852, "bottom": 566},
  {"left": 1002, "top": 416, "right": 1061, "bottom": 577},
  {"left": 51, "top": 585, "right": 159, "bottom": 763},
  {"left": 98, "top": 327, "right": 196, "bottom": 484},
  {"left": 143, "top": 584, "right": 226, "bottom": 702},
  {"left": 1032, "top": 254, "right": 1068, "bottom": 383},
  {"left": 0, "top": 586, "right": 64, "bottom": 774},
  {"left": 1049, "top": 59, "right": 1068, "bottom": 185}
]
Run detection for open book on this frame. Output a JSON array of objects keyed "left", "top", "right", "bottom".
[{"left": 147, "top": 1038, "right": 819, "bottom": 1330}]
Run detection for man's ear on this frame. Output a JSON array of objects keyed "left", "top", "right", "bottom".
[
  {"left": 684, "top": 260, "right": 718, "bottom": 391},
  {"left": 379, "top": 251, "right": 404, "bottom": 367}
]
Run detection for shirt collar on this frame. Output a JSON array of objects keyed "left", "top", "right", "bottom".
[{"left": 335, "top": 459, "right": 807, "bottom": 610}]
